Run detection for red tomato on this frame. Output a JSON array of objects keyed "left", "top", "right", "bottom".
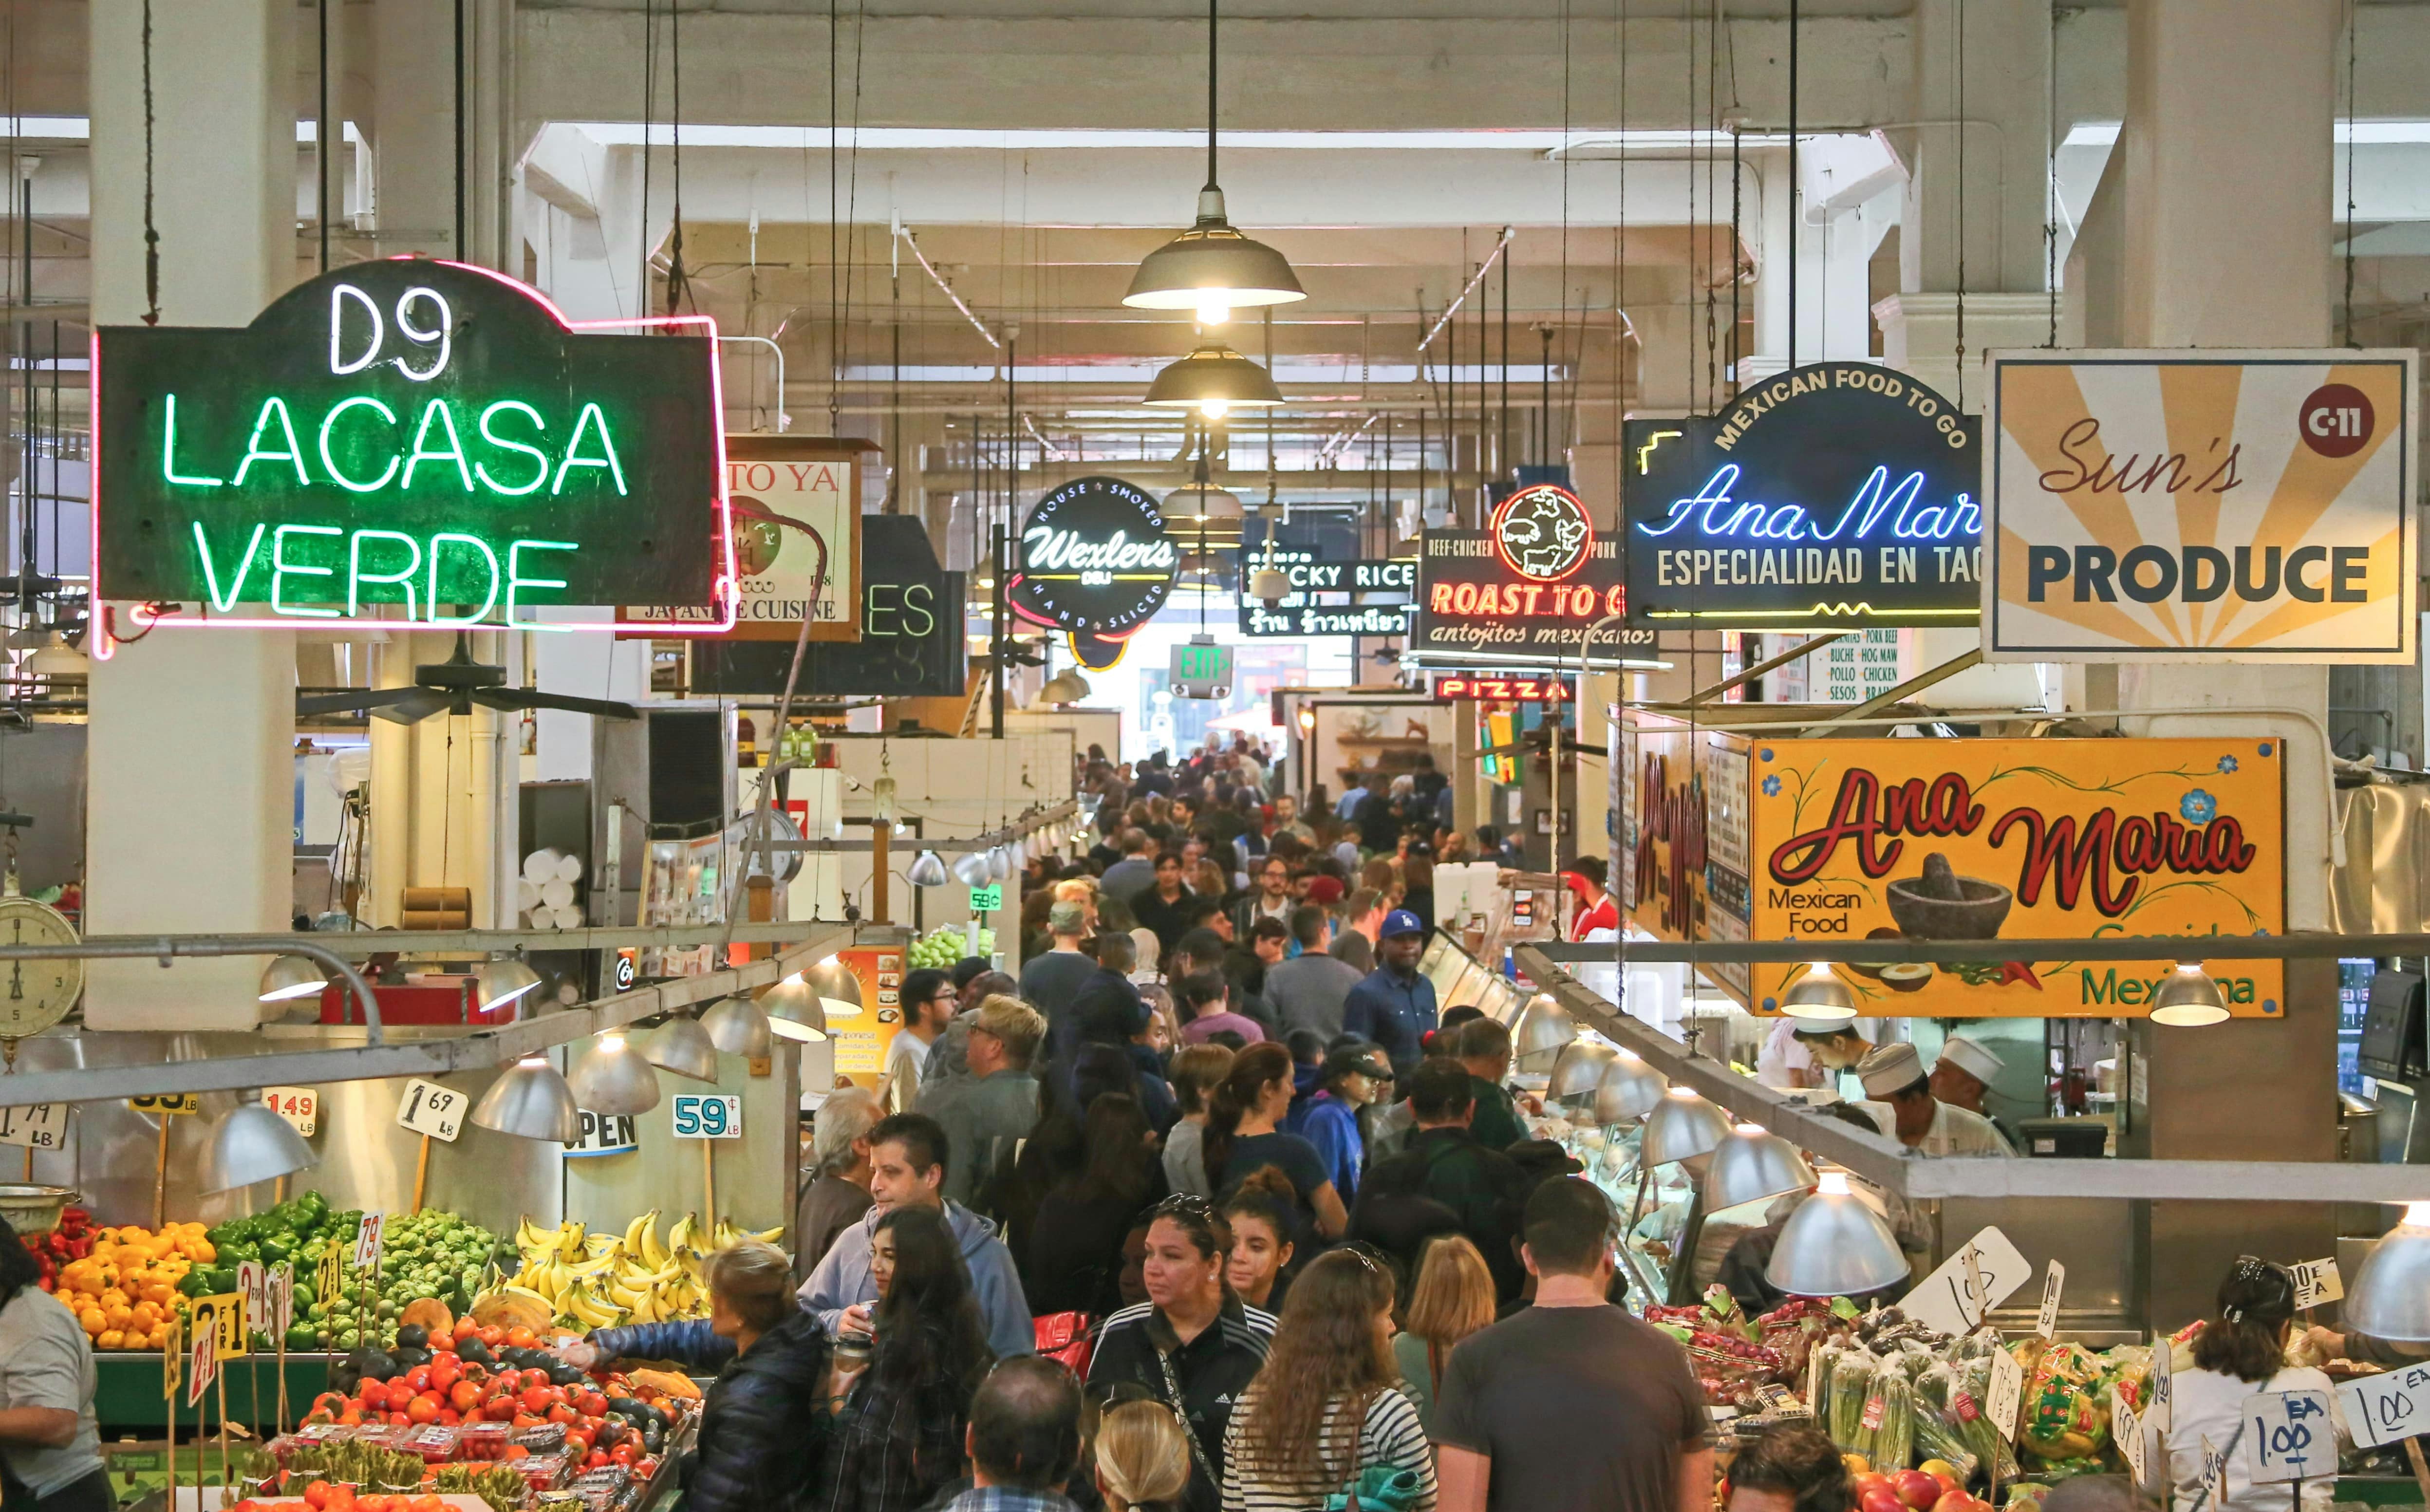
[
  {"left": 311, "top": 1393, "right": 348, "bottom": 1418},
  {"left": 429, "top": 1358, "right": 460, "bottom": 1392},
  {"left": 565, "top": 1429, "right": 592, "bottom": 1456},
  {"left": 389, "top": 1410, "right": 410, "bottom": 1427},
  {"left": 437, "top": 1408, "right": 460, "bottom": 1427},
  {"left": 610, "top": 1443, "right": 638, "bottom": 1467},
  {"left": 477, "top": 1325, "right": 505, "bottom": 1347},
  {"left": 336, "top": 1408, "right": 363, "bottom": 1427},
  {"left": 325, "top": 1487, "right": 356, "bottom": 1512},
  {"left": 412, "top": 1498, "right": 446, "bottom": 1512},
  {"left": 634, "top": 1457, "right": 658, "bottom": 1478},
  {"left": 303, "top": 1480, "right": 333, "bottom": 1511},
  {"left": 489, "top": 1399, "right": 522, "bottom": 1422},
  {"left": 522, "top": 1368, "right": 553, "bottom": 1392}
]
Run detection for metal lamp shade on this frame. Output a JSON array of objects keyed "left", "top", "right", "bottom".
[
  {"left": 1122, "top": 209, "right": 1307, "bottom": 315},
  {"left": 257, "top": 954, "right": 328, "bottom": 1003},
  {"left": 471, "top": 1055, "right": 584, "bottom": 1142},
  {"left": 1596, "top": 1049, "right": 1667, "bottom": 1124},
  {"left": 952, "top": 849, "right": 993, "bottom": 887},
  {"left": 2150, "top": 964, "right": 2231, "bottom": 1027},
  {"left": 907, "top": 850, "right": 950, "bottom": 887},
  {"left": 1142, "top": 342, "right": 1285, "bottom": 413},
  {"left": 566, "top": 1032, "right": 663, "bottom": 1115},
  {"left": 1039, "top": 671, "right": 1091, "bottom": 705},
  {"left": 989, "top": 846, "right": 1012, "bottom": 881},
  {"left": 475, "top": 957, "right": 544, "bottom": 1014},
  {"left": 1641, "top": 1087, "right": 1732, "bottom": 1166},
  {"left": 1781, "top": 964, "right": 1859, "bottom": 1022},
  {"left": 1704, "top": 1124, "right": 1818, "bottom": 1213},
  {"left": 1166, "top": 484, "right": 1244, "bottom": 520},
  {"left": 198, "top": 1097, "right": 319, "bottom": 1194},
  {"left": 1765, "top": 1172, "right": 1910, "bottom": 1297},
  {"left": 764, "top": 969, "right": 839, "bottom": 1044},
  {"left": 699, "top": 995, "right": 775, "bottom": 1058},
  {"left": 642, "top": 1017, "right": 722, "bottom": 1083},
  {"left": 2345, "top": 1204, "right": 2430, "bottom": 1342},
  {"left": 1548, "top": 1041, "right": 1618, "bottom": 1101},
  {"left": 1512, "top": 996, "right": 1576, "bottom": 1071},
  {"left": 1248, "top": 567, "right": 1294, "bottom": 601}
]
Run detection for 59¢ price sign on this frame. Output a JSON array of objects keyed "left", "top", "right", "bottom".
[{"left": 671, "top": 1094, "right": 742, "bottom": 1139}]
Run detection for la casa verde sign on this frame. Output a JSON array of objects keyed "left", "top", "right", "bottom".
[{"left": 93, "top": 258, "right": 731, "bottom": 636}]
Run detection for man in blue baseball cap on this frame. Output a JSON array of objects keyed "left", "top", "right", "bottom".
[{"left": 1342, "top": 908, "right": 1438, "bottom": 1079}]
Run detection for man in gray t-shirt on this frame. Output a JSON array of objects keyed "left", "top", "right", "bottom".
[
  {"left": 0, "top": 1281, "right": 104, "bottom": 1501},
  {"left": 1265, "top": 904, "right": 1365, "bottom": 1038}
]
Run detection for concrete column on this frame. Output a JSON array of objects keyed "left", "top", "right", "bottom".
[
  {"left": 2107, "top": 0, "right": 2342, "bottom": 1328},
  {"left": 369, "top": 0, "right": 454, "bottom": 258},
  {"left": 84, "top": 0, "right": 298, "bottom": 1030}
]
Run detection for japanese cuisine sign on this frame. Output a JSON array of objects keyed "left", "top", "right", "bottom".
[
  {"left": 631, "top": 435, "right": 862, "bottom": 640},
  {"left": 1985, "top": 351, "right": 2417, "bottom": 662},
  {"left": 1619, "top": 715, "right": 2287, "bottom": 1017},
  {"left": 1624, "top": 362, "right": 1982, "bottom": 629},
  {"left": 93, "top": 258, "right": 729, "bottom": 636}
]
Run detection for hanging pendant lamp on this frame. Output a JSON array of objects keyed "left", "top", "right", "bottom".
[
  {"left": 1641, "top": 1085, "right": 1732, "bottom": 1166},
  {"left": 952, "top": 849, "right": 994, "bottom": 887},
  {"left": 1765, "top": 1171, "right": 1909, "bottom": 1297},
  {"left": 699, "top": 994, "right": 775, "bottom": 1058},
  {"left": 2149, "top": 962, "right": 2230, "bottom": 1027},
  {"left": 199, "top": 1091, "right": 320, "bottom": 1195},
  {"left": 1144, "top": 341, "right": 1285, "bottom": 419},
  {"left": 907, "top": 850, "right": 950, "bottom": 887},
  {"left": 1703, "top": 1123, "right": 1818, "bottom": 1213},
  {"left": 2344, "top": 1203, "right": 2430, "bottom": 1343},
  {"left": 1781, "top": 962, "right": 1859, "bottom": 1022},
  {"left": 641, "top": 1016, "right": 722, "bottom": 1083},
  {"left": 1595, "top": 1048, "right": 1667, "bottom": 1124},
  {"left": 1123, "top": 0, "right": 1306, "bottom": 325},
  {"left": 471, "top": 1054, "right": 584, "bottom": 1142},
  {"left": 566, "top": 1030, "right": 663, "bottom": 1115}
]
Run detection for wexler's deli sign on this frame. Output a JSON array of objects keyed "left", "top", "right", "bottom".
[
  {"left": 94, "top": 258, "right": 729, "bottom": 635},
  {"left": 1624, "top": 362, "right": 1981, "bottom": 628},
  {"left": 1008, "top": 475, "right": 1178, "bottom": 666},
  {"left": 1415, "top": 485, "right": 1656, "bottom": 665},
  {"left": 1617, "top": 713, "right": 2286, "bottom": 1018},
  {"left": 1985, "top": 351, "right": 2418, "bottom": 662}
]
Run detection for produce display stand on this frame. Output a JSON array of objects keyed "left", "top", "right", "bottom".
[{"left": 95, "top": 1355, "right": 330, "bottom": 1434}]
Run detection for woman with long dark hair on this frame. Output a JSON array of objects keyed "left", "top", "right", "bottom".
[
  {"left": 0, "top": 1213, "right": 109, "bottom": 1511},
  {"left": 1088, "top": 1196, "right": 1275, "bottom": 1512},
  {"left": 1024, "top": 1093, "right": 1167, "bottom": 1315},
  {"left": 819, "top": 1207, "right": 995, "bottom": 1512},
  {"left": 2163, "top": 1256, "right": 2348, "bottom": 1512},
  {"left": 1203, "top": 1043, "right": 1347, "bottom": 1242},
  {"left": 1221, "top": 1173, "right": 1298, "bottom": 1315},
  {"left": 1222, "top": 1250, "right": 1438, "bottom": 1512}
]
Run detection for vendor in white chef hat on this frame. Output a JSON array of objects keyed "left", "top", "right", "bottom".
[
  {"left": 1854, "top": 1041, "right": 2014, "bottom": 1158},
  {"left": 1930, "top": 1033, "right": 2020, "bottom": 1154}
]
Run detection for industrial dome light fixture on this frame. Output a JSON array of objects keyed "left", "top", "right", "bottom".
[
  {"left": 1781, "top": 961, "right": 1859, "bottom": 1022},
  {"left": 257, "top": 954, "right": 329, "bottom": 1004},
  {"left": 566, "top": 1029, "right": 663, "bottom": 1115},
  {"left": 699, "top": 994, "right": 775, "bottom": 1058},
  {"left": 470, "top": 1054, "right": 584, "bottom": 1142},
  {"left": 988, "top": 845, "right": 1013, "bottom": 881},
  {"left": 1249, "top": 565, "right": 1294, "bottom": 604},
  {"left": 1641, "top": 1085, "right": 1732, "bottom": 1167},
  {"left": 1142, "top": 340, "right": 1286, "bottom": 419},
  {"left": 473, "top": 954, "right": 545, "bottom": 1014},
  {"left": 1547, "top": 1041, "right": 1618, "bottom": 1101},
  {"left": 1704, "top": 1122, "right": 1818, "bottom": 1213},
  {"left": 1512, "top": 995, "right": 1577, "bottom": 1072},
  {"left": 198, "top": 1090, "right": 320, "bottom": 1195},
  {"left": 2344, "top": 1202, "right": 2430, "bottom": 1343},
  {"left": 1121, "top": 0, "right": 1306, "bottom": 326},
  {"left": 2150, "top": 962, "right": 2231, "bottom": 1027},
  {"left": 952, "top": 849, "right": 994, "bottom": 887},
  {"left": 1595, "top": 1047, "right": 1667, "bottom": 1124},
  {"left": 1165, "top": 480, "right": 1246, "bottom": 520},
  {"left": 641, "top": 1015, "right": 722, "bottom": 1083},
  {"left": 1765, "top": 1170, "right": 1909, "bottom": 1298},
  {"left": 907, "top": 850, "right": 950, "bottom": 887},
  {"left": 1039, "top": 669, "right": 1092, "bottom": 705}
]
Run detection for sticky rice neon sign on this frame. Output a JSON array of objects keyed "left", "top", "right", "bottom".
[
  {"left": 1633, "top": 463, "right": 1980, "bottom": 545},
  {"left": 91, "top": 259, "right": 734, "bottom": 653}
]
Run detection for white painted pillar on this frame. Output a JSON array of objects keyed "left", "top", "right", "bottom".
[
  {"left": 2113, "top": 0, "right": 2339, "bottom": 932},
  {"left": 85, "top": 0, "right": 298, "bottom": 1028},
  {"left": 368, "top": 0, "right": 454, "bottom": 258}
]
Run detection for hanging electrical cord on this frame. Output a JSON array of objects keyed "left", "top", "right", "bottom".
[
  {"left": 139, "top": 0, "right": 159, "bottom": 326},
  {"left": 664, "top": 2, "right": 693, "bottom": 316},
  {"left": 638, "top": 0, "right": 656, "bottom": 304},
  {"left": 2045, "top": 7, "right": 2059, "bottom": 348},
  {"left": 1953, "top": 0, "right": 1967, "bottom": 410},
  {"left": 1787, "top": 0, "right": 1798, "bottom": 373},
  {"left": 1702, "top": 0, "right": 1720, "bottom": 408},
  {"left": 2343, "top": 0, "right": 2358, "bottom": 348}
]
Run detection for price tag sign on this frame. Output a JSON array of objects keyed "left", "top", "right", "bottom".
[
  {"left": 2291, "top": 1256, "right": 2343, "bottom": 1310},
  {"left": 2337, "top": 1358, "right": 2430, "bottom": 1448},
  {"left": 968, "top": 884, "right": 1003, "bottom": 913},
  {"left": 269, "top": 1262, "right": 296, "bottom": 1337},
  {"left": 2036, "top": 1259, "right": 2066, "bottom": 1338},
  {"left": 396, "top": 1079, "right": 465, "bottom": 1141},
  {"left": 161, "top": 1312, "right": 183, "bottom": 1400},
  {"left": 185, "top": 1315, "right": 216, "bottom": 1407},
  {"left": 2198, "top": 1436, "right": 2230, "bottom": 1508},
  {"left": 1900, "top": 1226, "right": 2032, "bottom": 1335},
  {"left": 262, "top": 1086, "right": 318, "bottom": 1138},
  {"left": 235, "top": 1261, "right": 266, "bottom": 1341},
  {"left": 190, "top": 1291, "right": 249, "bottom": 1363},
  {"left": 0, "top": 1102, "right": 65, "bottom": 1149},
  {"left": 1988, "top": 1348, "right": 2025, "bottom": 1443},
  {"left": 2113, "top": 1388, "right": 2149, "bottom": 1488},
  {"left": 129, "top": 1093, "right": 200, "bottom": 1115},
  {"left": 316, "top": 1241, "right": 344, "bottom": 1306},
  {"left": 2243, "top": 1388, "right": 2335, "bottom": 1485},
  {"left": 671, "top": 1093, "right": 742, "bottom": 1139},
  {"left": 353, "top": 1210, "right": 386, "bottom": 1272},
  {"left": 2150, "top": 1330, "right": 2174, "bottom": 1435}
]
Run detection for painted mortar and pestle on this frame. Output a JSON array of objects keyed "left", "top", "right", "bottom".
[{"left": 1880, "top": 853, "right": 2015, "bottom": 991}]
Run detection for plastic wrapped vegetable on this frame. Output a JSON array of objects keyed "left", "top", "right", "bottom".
[
  {"left": 1830, "top": 1349, "right": 1878, "bottom": 1451},
  {"left": 1869, "top": 1370, "right": 1916, "bottom": 1471},
  {"left": 1910, "top": 1363, "right": 1981, "bottom": 1482},
  {"left": 1893, "top": 1339, "right": 1939, "bottom": 1381},
  {"left": 2018, "top": 1341, "right": 2110, "bottom": 1464}
]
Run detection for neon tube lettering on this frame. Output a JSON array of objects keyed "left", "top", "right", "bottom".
[
  {"left": 403, "top": 399, "right": 474, "bottom": 490},
  {"left": 271, "top": 524, "right": 342, "bottom": 618},
  {"left": 474, "top": 401, "right": 549, "bottom": 496},
  {"left": 230, "top": 397, "right": 310, "bottom": 487},
  {"left": 390, "top": 288, "right": 452, "bottom": 381},
  {"left": 428, "top": 533, "right": 502, "bottom": 624},
  {"left": 550, "top": 403, "right": 627, "bottom": 495},
  {"left": 160, "top": 394, "right": 224, "bottom": 486},
  {"left": 193, "top": 522, "right": 267, "bottom": 612},
  {"left": 318, "top": 396, "right": 402, "bottom": 493},
  {"left": 349, "top": 530, "right": 422, "bottom": 617},
  {"left": 1634, "top": 464, "right": 1972, "bottom": 545},
  {"left": 329, "top": 284, "right": 383, "bottom": 375},
  {"left": 506, "top": 540, "right": 579, "bottom": 625}
]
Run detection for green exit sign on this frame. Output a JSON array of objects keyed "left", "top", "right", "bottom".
[
  {"left": 1170, "top": 640, "right": 1233, "bottom": 699},
  {"left": 968, "top": 885, "right": 1003, "bottom": 912},
  {"left": 95, "top": 260, "right": 727, "bottom": 637}
]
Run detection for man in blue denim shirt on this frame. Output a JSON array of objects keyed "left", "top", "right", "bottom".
[{"left": 1341, "top": 909, "right": 1438, "bottom": 1079}]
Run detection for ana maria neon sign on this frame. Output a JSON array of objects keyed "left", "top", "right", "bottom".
[
  {"left": 1634, "top": 463, "right": 1980, "bottom": 546},
  {"left": 93, "top": 258, "right": 732, "bottom": 645}
]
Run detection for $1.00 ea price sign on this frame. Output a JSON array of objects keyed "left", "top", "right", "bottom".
[{"left": 2243, "top": 1389, "right": 2336, "bottom": 1484}]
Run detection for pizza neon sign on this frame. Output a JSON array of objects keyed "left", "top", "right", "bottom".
[{"left": 91, "top": 258, "right": 734, "bottom": 652}]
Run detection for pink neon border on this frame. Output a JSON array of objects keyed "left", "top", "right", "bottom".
[{"left": 91, "top": 256, "right": 737, "bottom": 658}]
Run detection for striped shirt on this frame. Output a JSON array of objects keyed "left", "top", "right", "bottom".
[{"left": 1219, "top": 1386, "right": 1439, "bottom": 1512}]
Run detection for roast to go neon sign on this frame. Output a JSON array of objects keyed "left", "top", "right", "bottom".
[{"left": 93, "top": 258, "right": 733, "bottom": 646}]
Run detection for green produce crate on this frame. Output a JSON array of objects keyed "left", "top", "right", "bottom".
[{"left": 94, "top": 1353, "right": 333, "bottom": 1435}]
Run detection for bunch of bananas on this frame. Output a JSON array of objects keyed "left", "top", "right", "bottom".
[{"left": 485, "top": 1212, "right": 783, "bottom": 1332}]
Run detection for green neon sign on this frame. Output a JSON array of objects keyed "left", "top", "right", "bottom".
[{"left": 97, "top": 260, "right": 726, "bottom": 631}]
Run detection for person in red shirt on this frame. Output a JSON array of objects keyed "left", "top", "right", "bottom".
[{"left": 1564, "top": 857, "right": 1619, "bottom": 941}]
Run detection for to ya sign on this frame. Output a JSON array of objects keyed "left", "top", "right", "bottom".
[
  {"left": 1625, "top": 362, "right": 1981, "bottom": 628},
  {"left": 1985, "top": 351, "right": 2416, "bottom": 663},
  {"left": 1008, "top": 476, "right": 1178, "bottom": 640},
  {"left": 93, "top": 258, "right": 729, "bottom": 638}
]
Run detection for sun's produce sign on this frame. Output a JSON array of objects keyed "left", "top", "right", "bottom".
[
  {"left": 1619, "top": 714, "right": 2286, "bottom": 1017},
  {"left": 1985, "top": 350, "right": 2417, "bottom": 663},
  {"left": 93, "top": 259, "right": 729, "bottom": 636}
]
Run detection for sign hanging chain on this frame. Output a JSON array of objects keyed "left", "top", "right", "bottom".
[
  {"left": 2343, "top": 0, "right": 2357, "bottom": 347},
  {"left": 140, "top": 0, "right": 159, "bottom": 325},
  {"left": 1954, "top": 0, "right": 1967, "bottom": 410}
]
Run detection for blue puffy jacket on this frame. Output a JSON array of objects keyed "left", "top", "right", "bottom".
[{"left": 589, "top": 1309, "right": 831, "bottom": 1512}]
